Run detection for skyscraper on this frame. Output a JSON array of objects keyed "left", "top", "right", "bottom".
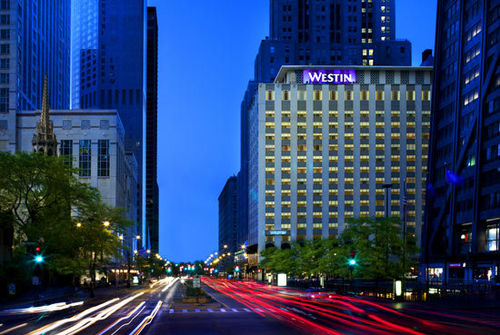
[
  {"left": 219, "top": 176, "right": 240, "bottom": 270},
  {"left": 0, "top": 0, "right": 71, "bottom": 152},
  {"left": 423, "top": 0, "right": 500, "bottom": 284},
  {"left": 71, "top": 0, "right": 146, "bottom": 247},
  {"left": 240, "top": 0, "right": 412, "bottom": 258},
  {"left": 247, "top": 66, "right": 432, "bottom": 264},
  {"left": 146, "top": 6, "right": 159, "bottom": 254}
]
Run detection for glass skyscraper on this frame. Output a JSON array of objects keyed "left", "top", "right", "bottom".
[
  {"left": 0, "top": 0, "right": 71, "bottom": 152},
  {"left": 423, "top": 0, "right": 500, "bottom": 284},
  {"left": 71, "top": 0, "right": 146, "bottom": 247}
]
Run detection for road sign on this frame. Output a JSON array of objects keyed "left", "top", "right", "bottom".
[{"left": 193, "top": 277, "right": 201, "bottom": 288}]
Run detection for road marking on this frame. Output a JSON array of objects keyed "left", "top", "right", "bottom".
[
  {"left": 169, "top": 309, "right": 174, "bottom": 314},
  {"left": 244, "top": 308, "right": 251, "bottom": 312},
  {"left": 220, "top": 308, "right": 226, "bottom": 312},
  {"left": 231, "top": 308, "right": 239, "bottom": 312},
  {"left": 256, "top": 308, "right": 264, "bottom": 312},
  {"left": 195, "top": 309, "right": 200, "bottom": 312},
  {"left": 208, "top": 309, "right": 213, "bottom": 312},
  {"left": 182, "top": 309, "right": 187, "bottom": 313}
]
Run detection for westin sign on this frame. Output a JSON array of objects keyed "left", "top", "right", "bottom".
[{"left": 302, "top": 69, "right": 357, "bottom": 84}]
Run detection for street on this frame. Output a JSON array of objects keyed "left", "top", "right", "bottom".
[{"left": 1, "top": 277, "right": 499, "bottom": 334}]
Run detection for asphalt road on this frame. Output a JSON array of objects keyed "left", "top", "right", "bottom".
[{"left": 1, "top": 277, "right": 499, "bottom": 335}]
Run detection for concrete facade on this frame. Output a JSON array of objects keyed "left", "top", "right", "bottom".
[
  {"left": 16, "top": 109, "right": 139, "bottom": 251},
  {"left": 248, "top": 65, "right": 432, "bottom": 264}
]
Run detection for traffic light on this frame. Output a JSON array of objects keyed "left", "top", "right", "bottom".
[
  {"left": 234, "top": 265, "right": 240, "bottom": 272},
  {"left": 34, "top": 255, "right": 44, "bottom": 263},
  {"left": 348, "top": 252, "right": 356, "bottom": 266}
]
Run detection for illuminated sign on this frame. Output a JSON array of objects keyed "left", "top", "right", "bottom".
[
  {"left": 269, "top": 230, "right": 287, "bottom": 236},
  {"left": 303, "top": 69, "right": 357, "bottom": 84},
  {"left": 277, "top": 273, "right": 287, "bottom": 287},
  {"left": 449, "top": 263, "right": 462, "bottom": 267}
]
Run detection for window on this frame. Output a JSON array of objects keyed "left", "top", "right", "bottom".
[
  {"left": 361, "top": 90, "right": 369, "bottom": 100},
  {"left": 0, "top": 29, "right": 9, "bottom": 39},
  {"left": 266, "top": 90, "right": 275, "bottom": 100},
  {"left": 98, "top": 140, "right": 110, "bottom": 177},
  {"left": 62, "top": 120, "right": 72, "bottom": 130},
  {"left": 0, "top": 43, "right": 8, "bottom": 55},
  {"left": 282, "top": 90, "right": 289, "bottom": 101},
  {"left": 60, "top": 140, "right": 73, "bottom": 166},
  {"left": 376, "top": 90, "right": 384, "bottom": 100},
  {"left": 406, "top": 90, "right": 415, "bottom": 101},
  {"left": 313, "top": 90, "right": 322, "bottom": 100},
  {"left": 0, "top": 87, "right": 7, "bottom": 113},
  {"left": 0, "top": 15, "right": 9, "bottom": 25},
  {"left": 0, "top": 58, "right": 9, "bottom": 69},
  {"left": 79, "top": 140, "right": 91, "bottom": 177},
  {"left": 81, "top": 120, "right": 91, "bottom": 129},
  {"left": 487, "top": 226, "right": 499, "bottom": 252},
  {"left": 391, "top": 90, "right": 400, "bottom": 100},
  {"left": 345, "top": 90, "right": 353, "bottom": 100},
  {"left": 99, "top": 119, "right": 109, "bottom": 129}
]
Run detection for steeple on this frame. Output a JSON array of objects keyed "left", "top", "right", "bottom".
[{"left": 32, "top": 76, "right": 58, "bottom": 156}]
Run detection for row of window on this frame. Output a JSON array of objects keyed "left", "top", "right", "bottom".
[
  {"left": 60, "top": 139, "right": 110, "bottom": 178},
  {"left": 268, "top": 90, "right": 431, "bottom": 102}
]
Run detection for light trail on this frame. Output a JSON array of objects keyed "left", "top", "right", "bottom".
[
  {"left": 54, "top": 292, "right": 144, "bottom": 335},
  {"left": 203, "top": 277, "right": 495, "bottom": 335},
  {"left": 161, "top": 277, "right": 179, "bottom": 292},
  {"left": 128, "top": 300, "right": 163, "bottom": 335},
  {"left": 27, "top": 298, "right": 120, "bottom": 335},
  {"left": 1, "top": 301, "right": 84, "bottom": 315},
  {"left": 96, "top": 301, "right": 146, "bottom": 335},
  {"left": 0, "top": 323, "right": 28, "bottom": 335}
]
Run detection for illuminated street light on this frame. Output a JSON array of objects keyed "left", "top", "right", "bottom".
[
  {"left": 136, "top": 235, "right": 141, "bottom": 240},
  {"left": 76, "top": 222, "right": 82, "bottom": 228},
  {"left": 119, "top": 235, "right": 124, "bottom": 240},
  {"left": 103, "top": 221, "right": 110, "bottom": 227},
  {"left": 224, "top": 244, "right": 228, "bottom": 249},
  {"left": 147, "top": 249, "right": 151, "bottom": 254}
]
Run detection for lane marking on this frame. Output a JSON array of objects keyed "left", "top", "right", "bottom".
[
  {"left": 220, "top": 308, "right": 227, "bottom": 312},
  {"left": 232, "top": 308, "right": 239, "bottom": 312}
]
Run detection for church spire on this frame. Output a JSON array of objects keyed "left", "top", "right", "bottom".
[
  {"left": 32, "top": 75, "right": 58, "bottom": 156},
  {"left": 40, "top": 76, "right": 50, "bottom": 131}
]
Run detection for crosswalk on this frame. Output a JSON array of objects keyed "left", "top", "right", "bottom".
[{"left": 167, "top": 307, "right": 256, "bottom": 314}]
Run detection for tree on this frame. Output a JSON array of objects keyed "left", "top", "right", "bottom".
[
  {"left": 341, "top": 217, "right": 418, "bottom": 280},
  {"left": 0, "top": 152, "right": 131, "bottom": 293}
]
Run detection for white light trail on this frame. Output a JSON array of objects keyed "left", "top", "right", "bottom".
[
  {"left": 27, "top": 298, "right": 120, "bottom": 335},
  {"left": 2, "top": 301, "right": 84, "bottom": 315},
  {"left": 55, "top": 292, "right": 144, "bottom": 335},
  {"left": 97, "top": 301, "right": 146, "bottom": 335},
  {"left": 0, "top": 323, "right": 28, "bottom": 335},
  {"left": 129, "top": 300, "right": 162, "bottom": 335}
]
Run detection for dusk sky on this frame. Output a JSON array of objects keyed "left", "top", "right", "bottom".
[{"left": 148, "top": 0, "right": 438, "bottom": 262}]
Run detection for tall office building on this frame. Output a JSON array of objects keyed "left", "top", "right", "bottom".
[
  {"left": 71, "top": 0, "right": 146, "bottom": 247},
  {"left": 241, "top": 0, "right": 412, "bottom": 257},
  {"left": 423, "top": 0, "right": 500, "bottom": 283},
  {"left": 146, "top": 7, "right": 159, "bottom": 254},
  {"left": 247, "top": 65, "right": 432, "bottom": 265},
  {"left": 0, "top": 0, "right": 71, "bottom": 152},
  {"left": 218, "top": 176, "right": 240, "bottom": 270}
]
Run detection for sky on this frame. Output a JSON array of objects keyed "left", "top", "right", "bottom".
[{"left": 148, "top": 0, "right": 437, "bottom": 262}]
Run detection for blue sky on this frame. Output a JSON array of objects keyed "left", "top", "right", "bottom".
[{"left": 147, "top": 0, "right": 437, "bottom": 262}]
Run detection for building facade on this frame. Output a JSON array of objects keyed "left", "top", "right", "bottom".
[
  {"left": 146, "top": 6, "right": 159, "bottom": 254},
  {"left": 0, "top": 0, "right": 71, "bottom": 152},
  {"left": 422, "top": 0, "right": 500, "bottom": 283},
  {"left": 248, "top": 65, "right": 432, "bottom": 264},
  {"left": 71, "top": 0, "right": 146, "bottom": 247},
  {"left": 240, "top": 1, "right": 412, "bottom": 253},
  {"left": 218, "top": 176, "right": 240, "bottom": 270},
  {"left": 17, "top": 109, "right": 139, "bottom": 251}
]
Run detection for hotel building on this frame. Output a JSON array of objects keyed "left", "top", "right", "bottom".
[{"left": 248, "top": 65, "right": 432, "bottom": 264}]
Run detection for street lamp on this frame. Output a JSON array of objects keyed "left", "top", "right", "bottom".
[
  {"left": 76, "top": 222, "right": 82, "bottom": 228},
  {"left": 136, "top": 235, "right": 141, "bottom": 240},
  {"left": 103, "top": 220, "right": 110, "bottom": 227}
]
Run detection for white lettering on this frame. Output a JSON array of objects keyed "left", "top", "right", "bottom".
[
  {"left": 308, "top": 72, "right": 323, "bottom": 83},
  {"left": 327, "top": 73, "right": 334, "bottom": 82},
  {"left": 322, "top": 73, "right": 328, "bottom": 82}
]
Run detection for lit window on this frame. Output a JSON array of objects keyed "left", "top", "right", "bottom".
[{"left": 487, "top": 226, "right": 499, "bottom": 252}]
